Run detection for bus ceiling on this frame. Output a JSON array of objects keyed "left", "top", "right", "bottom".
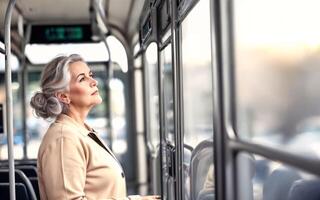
[{"left": 0, "top": 0, "right": 146, "bottom": 50}]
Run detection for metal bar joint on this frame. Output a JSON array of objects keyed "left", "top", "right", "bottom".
[{"left": 0, "top": 47, "right": 5, "bottom": 54}]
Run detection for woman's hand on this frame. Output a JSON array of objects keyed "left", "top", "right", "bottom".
[{"left": 140, "top": 195, "right": 161, "bottom": 200}]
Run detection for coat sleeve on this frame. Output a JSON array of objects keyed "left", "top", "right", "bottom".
[{"left": 40, "top": 135, "right": 88, "bottom": 200}]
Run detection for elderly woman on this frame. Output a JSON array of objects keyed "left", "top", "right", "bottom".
[{"left": 30, "top": 54, "right": 160, "bottom": 200}]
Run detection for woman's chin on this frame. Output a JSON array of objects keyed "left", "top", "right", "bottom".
[
  {"left": 95, "top": 96, "right": 103, "bottom": 104},
  {"left": 89, "top": 95, "right": 102, "bottom": 107}
]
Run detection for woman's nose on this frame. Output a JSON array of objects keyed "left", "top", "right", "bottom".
[{"left": 90, "top": 77, "right": 98, "bottom": 87}]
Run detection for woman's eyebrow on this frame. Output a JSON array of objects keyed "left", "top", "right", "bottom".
[
  {"left": 76, "top": 71, "right": 93, "bottom": 79},
  {"left": 76, "top": 73, "right": 85, "bottom": 79}
]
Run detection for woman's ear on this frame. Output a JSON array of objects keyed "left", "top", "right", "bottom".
[{"left": 56, "top": 92, "right": 70, "bottom": 104}]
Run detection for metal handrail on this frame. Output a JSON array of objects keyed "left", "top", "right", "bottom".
[
  {"left": 4, "top": 0, "right": 17, "bottom": 199},
  {"left": 228, "top": 139, "right": 320, "bottom": 177}
]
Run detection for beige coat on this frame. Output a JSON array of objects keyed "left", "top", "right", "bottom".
[{"left": 37, "top": 114, "right": 127, "bottom": 200}]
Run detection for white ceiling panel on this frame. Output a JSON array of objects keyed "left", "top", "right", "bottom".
[
  {"left": 0, "top": 0, "right": 145, "bottom": 44},
  {"left": 16, "top": 0, "right": 90, "bottom": 23},
  {"left": 108, "top": 0, "right": 132, "bottom": 32}
]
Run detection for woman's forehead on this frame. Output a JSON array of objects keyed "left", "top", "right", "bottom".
[{"left": 69, "top": 61, "right": 90, "bottom": 75}]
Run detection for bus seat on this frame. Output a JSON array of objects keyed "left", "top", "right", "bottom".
[
  {"left": 262, "top": 167, "right": 301, "bottom": 200},
  {"left": 287, "top": 179, "right": 320, "bottom": 200},
  {"left": 0, "top": 165, "right": 39, "bottom": 199},
  {"left": 15, "top": 159, "right": 37, "bottom": 167},
  {"left": 0, "top": 159, "right": 37, "bottom": 168},
  {"left": 15, "top": 165, "right": 38, "bottom": 178},
  {"left": 189, "top": 139, "right": 214, "bottom": 200},
  {"left": 0, "top": 182, "right": 30, "bottom": 200},
  {"left": 29, "top": 177, "right": 40, "bottom": 200},
  {"left": 197, "top": 188, "right": 215, "bottom": 200},
  {"left": 0, "top": 169, "right": 37, "bottom": 200}
]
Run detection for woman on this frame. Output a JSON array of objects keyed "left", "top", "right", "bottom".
[{"left": 30, "top": 54, "right": 160, "bottom": 200}]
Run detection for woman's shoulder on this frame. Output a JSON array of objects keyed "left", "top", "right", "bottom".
[
  {"left": 47, "top": 121, "right": 85, "bottom": 139},
  {"left": 38, "top": 121, "right": 88, "bottom": 155},
  {"left": 39, "top": 117, "right": 83, "bottom": 143}
]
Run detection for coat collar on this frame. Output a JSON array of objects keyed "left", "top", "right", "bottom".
[{"left": 55, "top": 114, "right": 94, "bottom": 136}]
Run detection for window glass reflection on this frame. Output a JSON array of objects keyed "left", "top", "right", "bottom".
[
  {"left": 145, "top": 43, "right": 160, "bottom": 149},
  {"left": 110, "top": 77, "right": 128, "bottom": 156},
  {"left": 234, "top": 0, "right": 320, "bottom": 156},
  {"left": 0, "top": 72, "right": 24, "bottom": 159},
  {"left": 181, "top": 0, "right": 214, "bottom": 199},
  {"left": 161, "top": 44, "right": 174, "bottom": 143},
  {"left": 181, "top": 0, "right": 213, "bottom": 148},
  {"left": 160, "top": 44, "right": 175, "bottom": 199}
]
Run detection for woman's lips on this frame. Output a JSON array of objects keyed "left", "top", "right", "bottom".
[{"left": 91, "top": 91, "right": 99, "bottom": 95}]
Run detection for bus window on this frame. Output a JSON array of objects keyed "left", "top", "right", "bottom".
[
  {"left": 161, "top": 43, "right": 174, "bottom": 143},
  {"left": 133, "top": 55, "right": 150, "bottom": 194},
  {"left": 160, "top": 43, "right": 174, "bottom": 198},
  {"left": 25, "top": 42, "right": 109, "bottom": 64},
  {"left": 0, "top": 54, "right": 23, "bottom": 160},
  {"left": 134, "top": 56, "right": 144, "bottom": 133},
  {"left": 144, "top": 42, "right": 162, "bottom": 195},
  {"left": 109, "top": 77, "right": 127, "bottom": 156},
  {"left": 106, "top": 36, "right": 128, "bottom": 73},
  {"left": 144, "top": 42, "right": 160, "bottom": 150},
  {"left": 181, "top": 0, "right": 214, "bottom": 198},
  {"left": 233, "top": 0, "right": 320, "bottom": 157},
  {"left": 181, "top": 0, "right": 213, "bottom": 147},
  {"left": 27, "top": 69, "right": 51, "bottom": 158}
]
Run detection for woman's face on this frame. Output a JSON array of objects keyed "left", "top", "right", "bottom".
[{"left": 67, "top": 61, "right": 102, "bottom": 109}]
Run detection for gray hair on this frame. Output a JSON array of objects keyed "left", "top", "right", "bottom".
[{"left": 30, "top": 54, "right": 84, "bottom": 119}]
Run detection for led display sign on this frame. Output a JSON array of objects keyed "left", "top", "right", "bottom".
[{"left": 30, "top": 24, "right": 93, "bottom": 44}]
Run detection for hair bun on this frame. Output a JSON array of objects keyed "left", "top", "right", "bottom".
[
  {"left": 46, "top": 96, "right": 62, "bottom": 117},
  {"left": 30, "top": 92, "right": 62, "bottom": 118}
]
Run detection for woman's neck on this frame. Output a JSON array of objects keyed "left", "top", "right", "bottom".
[{"left": 66, "top": 107, "right": 89, "bottom": 130}]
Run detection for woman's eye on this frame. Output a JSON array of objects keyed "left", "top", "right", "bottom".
[
  {"left": 89, "top": 74, "right": 94, "bottom": 78},
  {"left": 79, "top": 77, "right": 85, "bottom": 82}
]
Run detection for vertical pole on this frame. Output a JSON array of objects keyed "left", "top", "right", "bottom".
[
  {"left": 211, "top": 0, "right": 226, "bottom": 199},
  {"left": 171, "top": 0, "right": 182, "bottom": 199},
  {"left": 5, "top": 0, "right": 17, "bottom": 199},
  {"left": 21, "top": 25, "right": 31, "bottom": 159}
]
